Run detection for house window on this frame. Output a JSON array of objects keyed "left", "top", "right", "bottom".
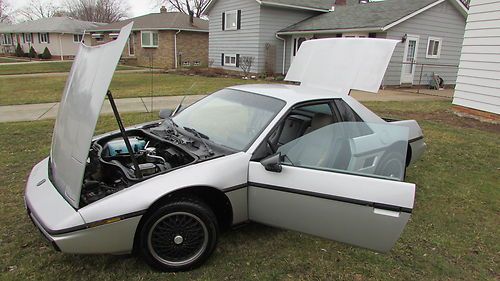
[
  {"left": 183, "top": 61, "right": 191, "bottom": 67},
  {"left": 224, "top": 54, "right": 237, "bottom": 66},
  {"left": 22, "top": 33, "right": 33, "bottom": 43},
  {"left": 193, "top": 61, "right": 201, "bottom": 66},
  {"left": 224, "top": 10, "right": 240, "bottom": 31},
  {"left": 0, "top": 33, "right": 12, "bottom": 45},
  {"left": 141, "top": 31, "right": 158, "bottom": 48},
  {"left": 39, "top": 33, "right": 49, "bottom": 43},
  {"left": 225, "top": 10, "right": 237, "bottom": 30},
  {"left": 109, "top": 33, "right": 119, "bottom": 40},
  {"left": 73, "top": 34, "right": 83, "bottom": 43},
  {"left": 92, "top": 33, "right": 104, "bottom": 42},
  {"left": 293, "top": 37, "right": 308, "bottom": 56},
  {"left": 426, "top": 37, "right": 442, "bottom": 58}
]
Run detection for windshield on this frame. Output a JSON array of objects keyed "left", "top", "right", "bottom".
[{"left": 173, "top": 89, "right": 286, "bottom": 151}]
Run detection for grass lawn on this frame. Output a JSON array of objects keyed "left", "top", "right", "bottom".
[
  {"left": 0, "top": 73, "right": 267, "bottom": 105},
  {"left": 0, "top": 61, "right": 137, "bottom": 75},
  {"left": 0, "top": 57, "right": 28, "bottom": 64},
  {"left": 0, "top": 101, "right": 498, "bottom": 280}
]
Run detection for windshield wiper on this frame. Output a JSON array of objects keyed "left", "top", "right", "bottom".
[
  {"left": 184, "top": 127, "right": 214, "bottom": 155},
  {"left": 165, "top": 117, "right": 179, "bottom": 136}
]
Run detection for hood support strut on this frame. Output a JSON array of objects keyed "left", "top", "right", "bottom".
[{"left": 106, "top": 91, "right": 143, "bottom": 179}]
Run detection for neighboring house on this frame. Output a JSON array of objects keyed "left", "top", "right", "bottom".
[
  {"left": 0, "top": 17, "right": 102, "bottom": 60},
  {"left": 0, "top": 23, "right": 14, "bottom": 54},
  {"left": 453, "top": 0, "right": 499, "bottom": 119},
  {"left": 205, "top": 0, "right": 468, "bottom": 87},
  {"left": 89, "top": 7, "right": 209, "bottom": 69}
]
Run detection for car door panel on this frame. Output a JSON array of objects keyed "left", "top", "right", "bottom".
[{"left": 248, "top": 162, "right": 415, "bottom": 252}]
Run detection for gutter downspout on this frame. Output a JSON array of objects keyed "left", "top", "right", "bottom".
[
  {"left": 275, "top": 33, "right": 286, "bottom": 75},
  {"left": 174, "top": 30, "right": 182, "bottom": 68},
  {"left": 59, "top": 33, "right": 64, "bottom": 61}
]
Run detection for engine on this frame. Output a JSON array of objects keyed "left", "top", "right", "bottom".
[{"left": 80, "top": 130, "right": 196, "bottom": 207}]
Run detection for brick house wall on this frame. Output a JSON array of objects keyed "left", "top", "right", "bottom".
[
  {"left": 176, "top": 31, "right": 209, "bottom": 67},
  {"left": 91, "top": 30, "right": 208, "bottom": 69}
]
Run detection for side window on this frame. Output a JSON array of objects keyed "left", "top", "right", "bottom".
[
  {"left": 277, "top": 122, "right": 409, "bottom": 181},
  {"left": 334, "top": 99, "right": 363, "bottom": 122},
  {"left": 276, "top": 102, "right": 336, "bottom": 147}
]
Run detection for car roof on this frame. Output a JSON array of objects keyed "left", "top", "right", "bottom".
[{"left": 229, "top": 84, "right": 350, "bottom": 104}]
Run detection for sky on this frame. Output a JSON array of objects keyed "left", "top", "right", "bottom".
[{"left": 9, "top": 0, "right": 161, "bottom": 20}]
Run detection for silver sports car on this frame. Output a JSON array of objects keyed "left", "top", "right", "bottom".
[{"left": 25, "top": 23, "right": 426, "bottom": 271}]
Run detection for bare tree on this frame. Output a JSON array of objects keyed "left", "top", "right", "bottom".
[
  {"left": 239, "top": 56, "right": 254, "bottom": 78},
  {"left": 157, "top": 0, "right": 210, "bottom": 18},
  {"left": 18, "top": 0, "right": 63, "bottom": 21},
  {"left": 64, "top": 0, "right": 129, "bottom": 23},
  {"left": 0, "top": 0, "right": 11, "bottom": 23}
]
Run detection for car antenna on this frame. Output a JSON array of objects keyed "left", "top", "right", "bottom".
[
  {"left": 106, "top": 90, "right": 143, "bottom": 179},
  {"left": 172, "top": 82, "right": 196, "bottom": 116}
]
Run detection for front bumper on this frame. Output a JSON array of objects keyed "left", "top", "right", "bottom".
[{"left": 25, "top": 158, "right": 141, "bottom": 254}]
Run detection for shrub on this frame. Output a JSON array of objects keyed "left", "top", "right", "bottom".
[
  {"left": 28, "top": 46, "right": 37, "bottom": 58},
  {"left": 37, "top": 54, "right": 43, "bottom": 59},
  {"left": 239, "top": 56, "right": 255, "bottom": 78},
  {"left": 41, "top": 47, "right": 52, "bottom": 59},
  {"left": 15, "top": 44, "right": 25, "bottom": 57}
]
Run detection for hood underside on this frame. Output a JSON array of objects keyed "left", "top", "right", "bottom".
[
  {"left": 50, "top": 23, "right": 133, "bottom": 208},
  {"left": 285, "top": 38, "right": 398, "bottom": 94}
]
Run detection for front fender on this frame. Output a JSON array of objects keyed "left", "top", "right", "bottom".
[{"left": 78, "top": 152, "right": 251, "bottom": 223}]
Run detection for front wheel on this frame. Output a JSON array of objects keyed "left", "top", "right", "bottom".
[{"left": 138, "top": 199, "right": 218, "bottom": 271}]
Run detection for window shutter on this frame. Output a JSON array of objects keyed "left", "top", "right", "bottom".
[
  {"left": 222, "top": 13, "right": 225, "bottom": 30},
  {"left": 293, "top": 39, "right": 297, "bottom": 56},
  {"left": 236, "top": 54, "right": 240, "bottom": 67},
  {"left": 237, "top": 10, "right": 241, "bottom": 30},
  {"left": 38, "top": 33, "right": 41, "bottom": 43},
  {"left": 221, "top": 53, "right": 224, "bottom": 66},
  {"left": 47, "top": 33, "right": 50, "bottom": 43}
]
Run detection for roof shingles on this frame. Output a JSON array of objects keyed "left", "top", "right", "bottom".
[
  {"left": 0, "top": 17, "right": 102, "bottom": 33},
  {"left": 89, "top": 12, "right": 208, "bottom": 32},
  {"left": 260, "top": 0, "right": 333, "bottom": 11},
  {"left": 279, "top": 0, "right": 438, "bottom": 33}
]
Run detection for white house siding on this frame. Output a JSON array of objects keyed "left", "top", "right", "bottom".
[
  {"left": 17, "top": 33, "right": 91, "bottom": 58},
  {"left": 259, "top": 7, "right": 317, "bottom": 74},
  {"left": 384, "top": 0, "right": 466, "bottom": 86},
  {"left": 208, "top": 0, "right": 262, "bottom": 73},
  {"left": 453, "top": 0, "right": 500, "bottom": 114}
]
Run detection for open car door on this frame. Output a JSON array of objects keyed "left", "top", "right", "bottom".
[{"left": 248, "top": 122, "right": 415, "bottom": 252}]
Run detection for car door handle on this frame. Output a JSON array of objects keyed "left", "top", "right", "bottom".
[{"left": 373, "top": 208, "right": 400, "bottom": 218}]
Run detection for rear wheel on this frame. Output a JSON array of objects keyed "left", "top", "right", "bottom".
[{"left": 138, "top": 199, "right": 218, "bottom": 271}]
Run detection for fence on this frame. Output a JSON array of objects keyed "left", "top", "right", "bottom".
[{"left": 386, "top": 61, "right": 459, "bottom": 96}]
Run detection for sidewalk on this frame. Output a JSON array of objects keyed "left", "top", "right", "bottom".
[
  {"left": 0, "top": 90, "right": 450, "bottom": 123},
  {"left": 0, "top": 68, "right": 157, "bottom": 78}
]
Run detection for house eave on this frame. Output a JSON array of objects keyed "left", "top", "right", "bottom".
[
  {"left": 277, "top": 27, "right": 383, "bottom": 35},
  {"left": 203, "top": 0, "right": 330, "bottom": 14},
  {"left": 256, "top": 1, "right": 330, "bottom": 12},
  {"left": 88, "top": 28, "right": 208, "bottom": 33}
]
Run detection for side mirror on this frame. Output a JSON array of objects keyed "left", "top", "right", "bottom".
[
  {"left": 260, "top": 153, "right": 283, "bottom": 173},
  {"left": 159, "top": 109, "right": 173, "bottom": 119}
]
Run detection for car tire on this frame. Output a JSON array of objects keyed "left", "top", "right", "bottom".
[
  {"left": 376, "top": 151, "right": 406, "bottom": 180},
  {"left": 138, "top": 199, "right": 219, "bottom": 272}
]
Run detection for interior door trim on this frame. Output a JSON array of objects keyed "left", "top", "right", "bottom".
[{"left": 248, "top": 181, "right": 412, "bottom": 214}]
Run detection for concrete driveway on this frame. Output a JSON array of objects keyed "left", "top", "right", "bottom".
[{"left": 0, "top": 90, "right": 451, "bottom": 123}]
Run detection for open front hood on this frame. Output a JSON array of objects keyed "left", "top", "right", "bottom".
[
  {"left": 50, "top": 23, "right": 133, "bottom": 208},
  {"left": 285, "top": 38, "right": 398, "bottom": 94}
]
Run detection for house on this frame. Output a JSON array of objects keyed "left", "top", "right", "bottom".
[
  {"left": 0, "top": 17, "right": 102, "bottom": 59},
  {"left": 452, "top": 0, "right": 499, "bottom": 120},
  {"left": 88, "top": 7, "right": 209, "bottom": 69},
  {"left": 204, "top": 0, "right": 468, "bottom": 87},
  {"left": 0, "top": 22, "right": 12, "bottom": 54}
]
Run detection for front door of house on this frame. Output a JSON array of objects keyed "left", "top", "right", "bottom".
[{"left": 400, "top": 35, "right": 419, "bottom": 84}]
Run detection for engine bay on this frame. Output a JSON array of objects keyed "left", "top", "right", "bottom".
[{"left": 80, "top": 128, "right": 199, "bottom": 207}]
